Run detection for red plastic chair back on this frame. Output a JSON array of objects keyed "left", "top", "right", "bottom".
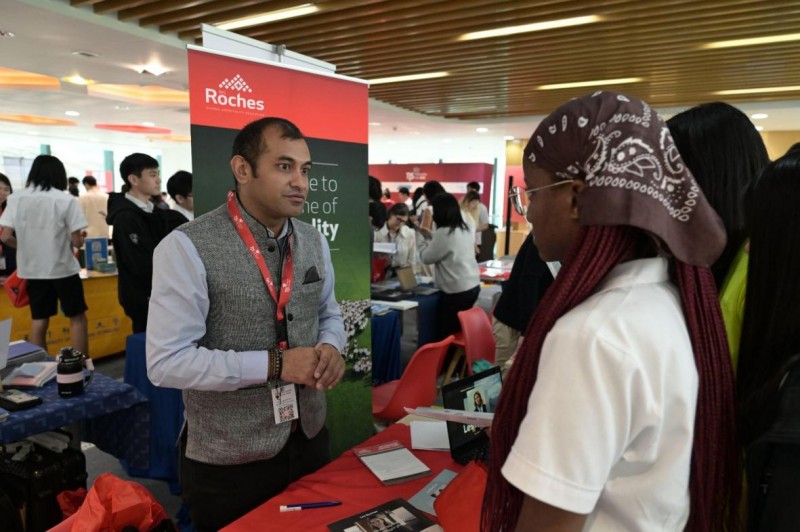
[
  {"left": 458, "top": 307, "right": 496, "bottom": 374},
  {"left": 372, "top": 335, "right": 454, "bottom": 422}
]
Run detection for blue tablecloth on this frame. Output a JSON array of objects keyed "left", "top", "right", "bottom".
[
  {"left": 408, "top": 292, "right": 441, "bottom": 347},
  {"left": 0, "top": 373, "right": 150, "bottom": 469},
  {"left": 123, "top": 333, "right": 184, "bottom": 493},
  {"left": 371, "top": 310, "right": 402, "bottom": 386}
]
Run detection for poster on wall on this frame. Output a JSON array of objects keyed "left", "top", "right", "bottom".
[{"left": 187, "top": 45, "right": 371, "bottom": 456}]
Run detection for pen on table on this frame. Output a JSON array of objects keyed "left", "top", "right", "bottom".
[{"left": 279, "top": 501, "right": 342, "bottom": 512}]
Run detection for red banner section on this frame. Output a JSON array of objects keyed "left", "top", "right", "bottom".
[
  {"left": 188, "top": 49, "right": 368, "bottom": 144},
  {"left": 368, "top": 163, "right": 493, "bottom": 208}
]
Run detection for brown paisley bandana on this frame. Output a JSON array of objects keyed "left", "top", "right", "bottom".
[{"left": 524, "top": 91, "right": 726, "bottom": 267}]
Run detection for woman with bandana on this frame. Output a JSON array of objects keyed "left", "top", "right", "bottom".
[{"left": 483, "top": 92, "right": 740, "bottom": 531}]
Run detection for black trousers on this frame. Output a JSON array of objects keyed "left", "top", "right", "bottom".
[
  {"left": 180, "top": 426, "right": 330, "bottom": 532},
  {"left": 438, "top": 285, "right": 481, "bottom": 338}
]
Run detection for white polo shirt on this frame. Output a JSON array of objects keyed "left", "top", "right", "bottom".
[
  {"left": 502, "top": 257, "right": 697, "bottom": 531},
  {"left": 0, "top": 186, "right": 87, "bottom": 279}
]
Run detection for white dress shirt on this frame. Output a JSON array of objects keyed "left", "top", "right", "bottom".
[{"left": 0, "top": 186, "right": 87, "bottom": 279}]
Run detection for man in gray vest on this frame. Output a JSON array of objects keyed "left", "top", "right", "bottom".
[{"left": 146, "top": 117, "right": 346, "bottom": 531}]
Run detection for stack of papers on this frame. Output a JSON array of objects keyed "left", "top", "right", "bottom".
[
  {"left": 354, "top": 440, "right": 431, "bottom": 485},
  {"left": 2, "top": 361, "right": 58, "bottom": 387},
  {"left": 410, "top": 421, "right": 449, "bottom": 451}
]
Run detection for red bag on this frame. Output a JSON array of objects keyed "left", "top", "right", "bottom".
[
  {"left": 3, "top": 270, "right": 29, "bottom": 308},
  {"left": 70, "top": 473, "right": 174, "bottom": 532},
  {"left": 433, "top": 461, "right": 487, "bottom": 532}
]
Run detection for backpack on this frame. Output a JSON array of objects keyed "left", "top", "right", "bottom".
[{"left": 745, "top": 365, "right": 800, "bottom": 531}]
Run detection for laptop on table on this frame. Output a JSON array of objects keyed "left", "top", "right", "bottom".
[
  {"left": 395, "top": 267, "right": 439, "bottom": 296},
  {"left": 441, "top": 366, "right": 502, "bottom": 464}
]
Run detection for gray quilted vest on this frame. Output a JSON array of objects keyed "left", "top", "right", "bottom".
[{"left": 178, "top": 199, "right": 325, "bottom": 465}]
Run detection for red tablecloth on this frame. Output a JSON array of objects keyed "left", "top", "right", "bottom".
[{"left": 222, "top": 422, "right": 463, "bottom": 531}]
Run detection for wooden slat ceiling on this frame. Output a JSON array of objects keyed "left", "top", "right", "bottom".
[{"left": 70, "top": 0, "right": 800, "bottom": 120}]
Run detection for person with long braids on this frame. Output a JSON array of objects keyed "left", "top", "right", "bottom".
[{"left": 482, "top": 92, "right": 740, "bottom": 531}]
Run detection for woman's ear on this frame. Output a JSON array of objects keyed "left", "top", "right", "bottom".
[{"left": 570, "top": 180, "right": 585, "bottom": 220}]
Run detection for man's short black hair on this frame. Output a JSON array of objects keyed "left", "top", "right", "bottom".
[
  {"left": 68, "top": 177, "right": 80, "bottom": 186},
  {"left": 120, "top": 153, "right": 159, "bottom": 185},
  {"left": 398, "top": 187, "right": 410, "bottom": 196},
  {"left": 167, "top": 170, "right": 192, "bottom": 201},
  {"left": 467, "top": 181, "right": 481, "bottom": 192},
  {"left": 231, "top": 117, "right": 304, "bottom": 172},
  {"left": 82, "top": 176, "right": 97, "bottom": 187}
]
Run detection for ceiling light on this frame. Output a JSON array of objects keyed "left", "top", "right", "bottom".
[
  {"left": 714, "top": 85, "right": 800, "bottom": 96},
  {"left": 142, "top": 121, "right": 155, "bottom": 127},
  {"left": 476, "top": 127, "right": 489, "bottom": 133},
  {"left": 443, "top": 138, "right": 452, "bottom": 143},
  {"left": 27, "top": 132, "right": 38, "bottom": 135},
  {"left": 65, "top": 111, "right": 80, "bottom": 117},
  {"left": 62, "top": 74, "right": 94, "bottom": 86},
  {"left": 216, "top": 4, "right": 319, "bottom": 31},
  {"left": 388, "top": 140, "right": 397, "bottom": 145},
  {"left": 71, "top": 50, "right": 99, "bottom": 58},
  {"left": 133, "top": 62, "right": 169, "bottom": 76},
  {"left": 368, "top": 122, "right": 381, "bottom": 126},
  {"left": 755, "top": 125, "right": 764, "bottom": 131},
  {"left": 750, "top": 113, "right": 768, "bottom": 119},
  {"left": 538, "top": 77, "right": 643, "bottom": 90},
  {"left": 114, "top": 105, "right": 131, "bottom": 111},
  {"left": 703, "top": 32, "right": 800, "bottom": 49},
  {"left": 369, "top": 72, "right": 448, "bottom": 85},
  {"left": 504, "top": 135, "right": 515, "bottom": 141},
  {"left": 459, "top": 15, "right": 601, "bottom": 41}
]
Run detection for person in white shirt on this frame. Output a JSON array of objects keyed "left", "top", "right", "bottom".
[
  {"left": 398, "top": 186, "right": 412, "bottom": 208},
  {"left": 482, "top": 92, "right": 740, "bottom": 532},
  {"left": 167, "top": 170, "right": 194, "bottom": 221},
  {"left": 0, "top": 155, "right": 89, "bottom": 355},
  {"left": 374, "top": 203, "right": 416, "bottom": 271},
  {"left": 418, "top": 192, "right": 479, "bottom": 338},
  {"left": 78, "top": 176, "right": 109, "bottom": 238},
  {"left": 460, "top": 190, "right": 489, "bottom": 256}
]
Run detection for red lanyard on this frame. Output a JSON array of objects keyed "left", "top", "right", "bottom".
[{"left": 227, "top": 191, "right": 294, "bottom": 346}]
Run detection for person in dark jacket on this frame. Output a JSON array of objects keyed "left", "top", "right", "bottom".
[
  {"left": 491, "top": 233, "right": 553, "bottom": 369},
  {"left": 107, "top": 153, "right": 187, "bottom": 333}
]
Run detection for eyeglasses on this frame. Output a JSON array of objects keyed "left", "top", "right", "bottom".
[{"left": 509, "top": 180, "right": 575, "bottom": 215}]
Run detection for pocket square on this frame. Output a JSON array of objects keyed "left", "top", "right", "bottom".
[{"left": 303, "top": 265, "right": 321, "bottom": 284}]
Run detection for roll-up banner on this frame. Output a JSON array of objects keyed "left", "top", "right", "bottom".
[{"left": 187, "top": 44, "right": 371, "bottom": 456}]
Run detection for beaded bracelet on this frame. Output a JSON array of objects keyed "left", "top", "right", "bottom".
[{"left": 269, "top": 347, "right": 284, "bottom": 381}]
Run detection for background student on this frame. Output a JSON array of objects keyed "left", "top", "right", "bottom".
[
  {"left": 668, "top": 102, "right": 770, "bottom": 364},
  {"left": 107, "top": 153, "right": 187, "bottom": 333},
  {"left": 737, "top": 148, "right": 800, "bottom": 530},
  {"left": 0, "top": 155, "right": 89, "bottom": 355}
]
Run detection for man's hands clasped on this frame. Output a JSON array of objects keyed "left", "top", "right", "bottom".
[{"left": 278, "top": 343, "right": 345, "bottom": 391}]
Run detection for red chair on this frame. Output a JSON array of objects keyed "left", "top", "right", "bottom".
[
  {"left": 372, "top": 335, "right": 455, "bottom": 423},
  {"left": 458, "top": 306, "right": 496, "bottom": 375}
]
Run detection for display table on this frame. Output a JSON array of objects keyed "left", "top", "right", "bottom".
[
  {"left": 0, "top": 270, "right": 132, "bottom": 360},
  {"left": 371, "top": 310, "right": 402, "bottom": 385},
  {"left": 0, "top": 373, "right": 150, "bottom": 469},
  {"left": 223, "top": 422, "right": 463, "bottom": 531}
]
